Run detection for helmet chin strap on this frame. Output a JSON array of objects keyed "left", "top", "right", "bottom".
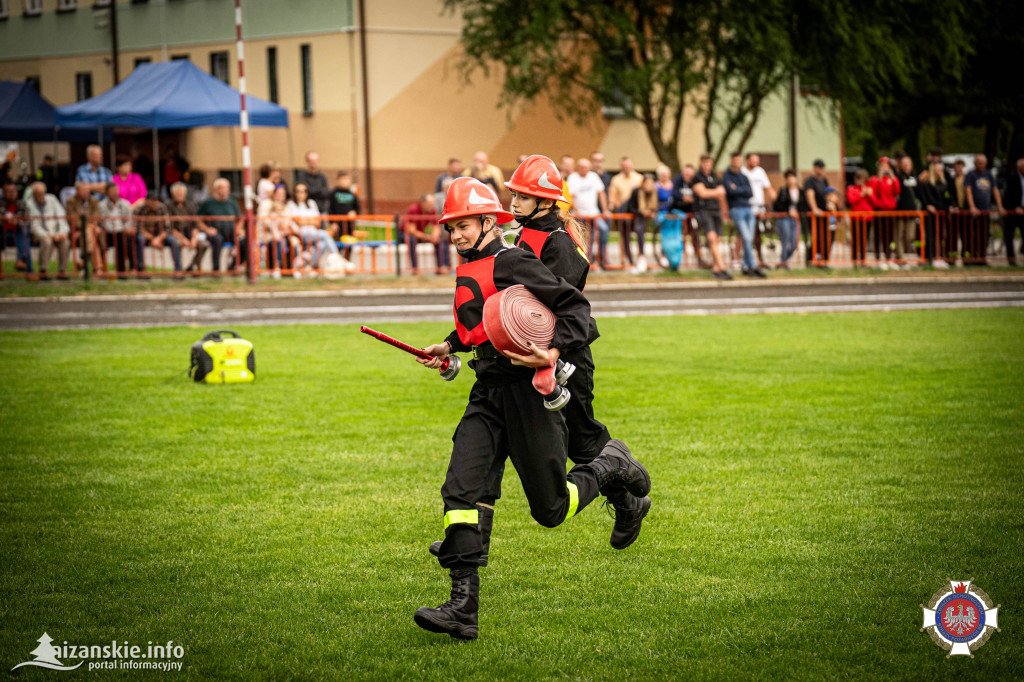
[
  {"left": 515, "top": 198, "right": 552, "bottom": 229},
  {"left": 456, "top": 217, "right": 495, "bottom": 258}
]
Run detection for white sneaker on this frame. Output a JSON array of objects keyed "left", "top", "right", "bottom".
[
  {"left": 877, "top": 261, "right": 889, "bottom": 271},
  {"left": 636, "top": 255, "right": 648, "bottom": 273},
  {"left": 932, "top": 259, "right": 950, "bottom": 269},
  {"left": 658, "top": 255, "right": 669, "bottom": 268}
]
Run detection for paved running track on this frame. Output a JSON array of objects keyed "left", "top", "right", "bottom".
[{"left": 1, "top": 277, "right": 1023, "bottom": 331}]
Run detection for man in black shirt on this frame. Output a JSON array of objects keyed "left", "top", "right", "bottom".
[
  {"left": 803, "top": 159, "right": 831, "bottom": 265},
  {"left": 295, "top": 151, "right": 331, "bottom": 214},
  {"left": 692, "top": 154, "right": 732, "bottom": 279},
  {"left": 1004, "top": 157, "right": 1024, "bottom": 265},
  {"left": 327, "top": 172, "right": 360, "bottom": 240},
  {"left": 434, "top": 157, "right": 463, "bottom": 193}
]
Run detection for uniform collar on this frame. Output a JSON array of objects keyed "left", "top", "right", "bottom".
[{"left": 523, "top": 212, "right": 561, "bottom": 233}]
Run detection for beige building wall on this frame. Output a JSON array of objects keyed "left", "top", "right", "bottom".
[{"left": 182, "top": 33, "right": 360, "bottom": 175}]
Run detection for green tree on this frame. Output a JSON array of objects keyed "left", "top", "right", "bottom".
[
  {"left": 949, "top": 0, "right": 1024, "bottom": 162},
  {"left": 444, "top": 1, "right": 835, "bottom": 171},
  {"left": 446, "top": 0, "right": 993, "bottom": 174},
  {"left": 794, "top": 0, "right": 974, "bottom": 166},
  {"left": 444, "top": 0, "right": 705, "bottom": 173},
  {"left": 697, "top": 0, "right": 795, "bottom": 165}
]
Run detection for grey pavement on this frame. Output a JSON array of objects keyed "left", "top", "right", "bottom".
[{"left": 2, "top": 277, "right": 1023, "bottom": 331}]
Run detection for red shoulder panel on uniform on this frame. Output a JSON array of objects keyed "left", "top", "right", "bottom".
[{"left": 516, "top": 228, "right": 551, "bottom": 258}]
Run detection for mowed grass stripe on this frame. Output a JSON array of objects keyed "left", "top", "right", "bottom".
[{"left": 0, "top": 310, "right": 1021, "bottom": 680}]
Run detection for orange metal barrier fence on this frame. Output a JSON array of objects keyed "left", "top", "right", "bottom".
[
  {"left": 1, "top": 213, "right": 397, "bottom": 280},
  {"left": 2, "top": 209, "right": 1014, "bottom": 279}
]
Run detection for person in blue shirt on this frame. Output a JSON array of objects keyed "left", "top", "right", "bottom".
[
  {"left": 963, "top": 154, "right": 1006, "bottom": 265},
  {"left": 75, "top": 145, "right": 113, "bottom": 198},
  {"left": 722, "top": 151, "right": 765, "bottom": 277}
]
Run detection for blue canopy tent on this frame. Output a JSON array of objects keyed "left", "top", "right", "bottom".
[
  {"left": 0, "top": 80, "right": 108, "bottom": 143},
  {"left": 56, "top": 60, "right": 288, "bottom": 187}
]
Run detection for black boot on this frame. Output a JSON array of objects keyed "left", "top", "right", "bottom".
[
  {"left": 604, "top": 491, "right": 651, "bottom": 549},
  {"left": 429, "top": 506, "right": 492, "bottom": 566},
  {"left": 414, "top": 568, "right": 479, "bottom": 640},
  {"left": 590, "top": 439, "right": 651, "bottom": 498}
]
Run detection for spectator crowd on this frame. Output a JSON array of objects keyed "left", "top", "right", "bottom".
[
  {"left": 3, "top": 143, "right": 1023, "bottom": 281},
  {"left": 400, "top": 148, "right": 1023, "bottom": 276}
]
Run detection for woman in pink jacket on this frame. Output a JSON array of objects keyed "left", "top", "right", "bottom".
[{"left": 112, "top": 156, "right": 148, "bottom": 208}]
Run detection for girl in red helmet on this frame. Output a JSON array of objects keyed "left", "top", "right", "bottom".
[
  {"left": 505, "top": 154, "right": 592, "bottom": 289},
  {"left": 501, "top": 154, "right": 648, "bottom": 549},
  {"left": 411, "top": 176, "right": 651, "bottom": 641}
]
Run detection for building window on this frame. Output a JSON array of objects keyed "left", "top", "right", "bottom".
[
  {"left": 0, "top": 0, "right": 10, "bottom": 20},
  {"left": 171, "top": 54, "right": 189, "bottom": 61},
  {"left": 300, "top": 44, "right": 313, "bottom": 115},
  {"left": 26, "top": 75, "right": 40, "bottom": 92},
  {"left": 57, "top": 0, "right": 76, "bottom": 12},
  {"left": 210, "top": 51, "right": 229, "bottom": 84},
  {"left": 266, "top": 47, "right": 278, "bottom": 105},
  {"left": 23, "top": 0, "right": 42, "bottom": 18},
  {"left": 757, "top": 152, "right": 781, "bottom": 173},
  {"left": 134, "top": 57, "right": 151, "bottom": 69},
  {"left": 76, "top": 72, "right": 93, "bottom": 102}
]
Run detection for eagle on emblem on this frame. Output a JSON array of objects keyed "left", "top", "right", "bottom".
[{"left": 943, "top": 603, "right": 978, "bottom": 636}]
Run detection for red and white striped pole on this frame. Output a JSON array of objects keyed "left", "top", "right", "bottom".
[{"left": 235, "top": 0, "right": 257, "bottom": 283}]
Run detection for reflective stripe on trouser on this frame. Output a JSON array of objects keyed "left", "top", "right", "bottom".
[
  {"left": 443, "top": 509, "right": 479, "bottom": 529},
  {"left": 437, "top": 379, "right": 602, "bottom": 569},
  {"left": 565, "top": 482, "right": 579, "bottom": 521},
  {"left": 480, "top": 346, "right": 611, "bottom": 503}
]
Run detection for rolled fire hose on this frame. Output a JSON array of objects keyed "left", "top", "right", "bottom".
[{"left": 482, "top": 285, "right": 573, "bottom": 411}]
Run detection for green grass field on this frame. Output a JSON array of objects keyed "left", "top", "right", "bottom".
[{"left": 1, "top": 310, "right": 1022, "bottom": 680}]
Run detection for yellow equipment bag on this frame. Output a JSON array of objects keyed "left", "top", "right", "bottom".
[{"left": 190, "top": 330, "right": 255, "bottom": 384}]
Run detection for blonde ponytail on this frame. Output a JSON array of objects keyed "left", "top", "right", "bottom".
[{"left": 556, "top": 207, "right": 590, "bottom": 255}]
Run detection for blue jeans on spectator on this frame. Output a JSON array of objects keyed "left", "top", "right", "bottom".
[
  {"left": 633, "top": 217, "right": 652, "bottom": 257},
  {"left": 137, "top": 233, "right": 182, "bottom": 272},
  {"left": 299, "top": 225, "right": 339, "bottom": 261},
  {"left": 202, "top": 232, "right": 225, "bottom": 272},
  {"left": 730, "top": 206, "right": 757, "bottom": 271},
  {"left": 404, "top": 232, "right": 427, "bottom": 270},
  {"left": 264, "top": 238, "right": 288, "bottom": 270},
  {"left": 776, "top": 217, "right": 797, "bottom": 264},
  {"left": 402, "top": 232, "right": 448, "bottom": 271},
  {"left": 16, "top": 224, "right": 33, "bottom": 272},
  {"left": 436, "top": 233, "right": 451, "bottom": 269},
  {"left": 582, "top": 216, "right": 609, "bottom": 266}
]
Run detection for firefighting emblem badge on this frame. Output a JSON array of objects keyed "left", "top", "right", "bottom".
[{"left": 921, "top": 579, "right": 1000, "bottom": 657}]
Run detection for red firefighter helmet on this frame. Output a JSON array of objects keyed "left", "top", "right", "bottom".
[
  {"left": 439, "top": 177, "right": 514, "bottom": 225},
  {"left": 505, "top": 154, "right": 565, "bottom": 202}
]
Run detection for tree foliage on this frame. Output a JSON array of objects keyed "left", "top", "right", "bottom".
[
  {"left": 445, "top": 0, "right": 703, "bottom": 173},
  {"left": 697, "top": 0, "right": 794, "bottom": 165},
  {"left": 446, "top": 0, "right": 1017, "bottom": 172}
]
